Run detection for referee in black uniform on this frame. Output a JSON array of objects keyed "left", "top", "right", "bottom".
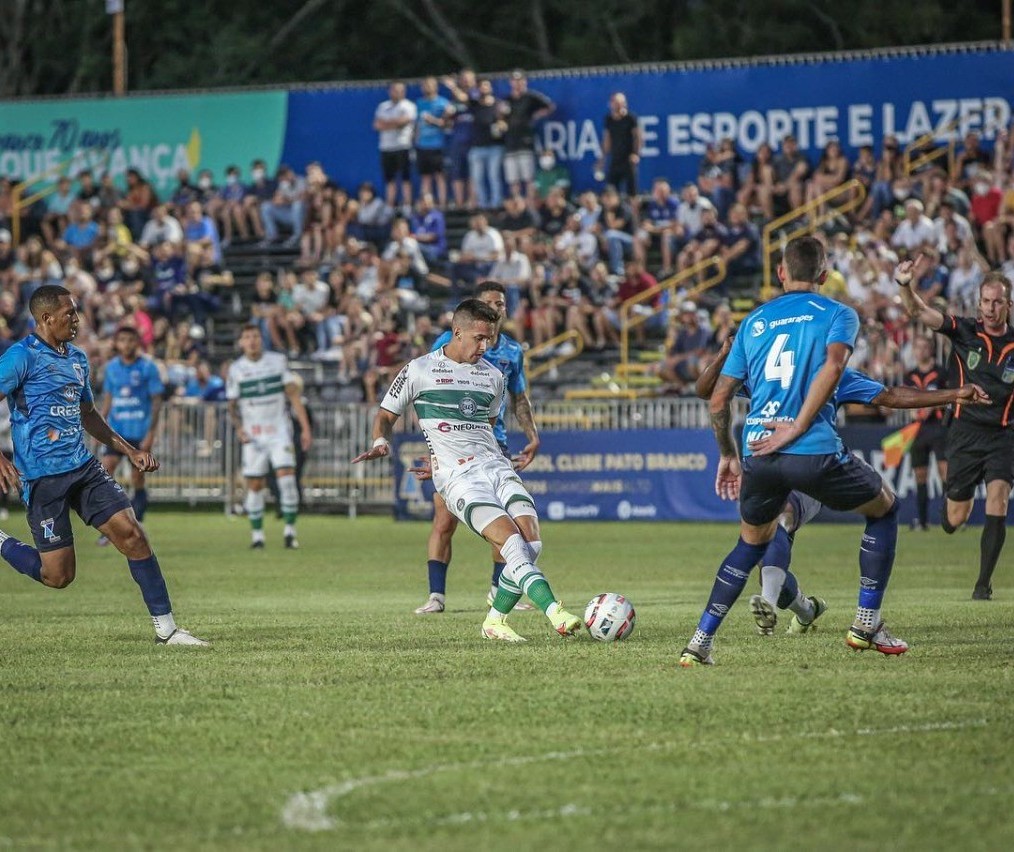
[{"left": 897, "top": 255, "right": 1014, "bottom": 600}]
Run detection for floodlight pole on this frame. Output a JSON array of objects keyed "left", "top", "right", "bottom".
[
  {"left": 110, "top": 2, "right": 126, "bottom": 96},
  {"left": 1005, "top": 0, "right": 1012, "bottom": 46}
]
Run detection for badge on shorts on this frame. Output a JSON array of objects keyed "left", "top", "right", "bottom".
[
  {"left": 967, "top": 350, "right": 981, "bottom": 371},
  {"left": 41, "top": 518, "right": 59, "bottom": 542},
  {"left": 456, "top": 498, "right": 465, "bottom": 511}
]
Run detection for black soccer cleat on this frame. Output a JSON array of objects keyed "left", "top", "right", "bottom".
[
  {"left": 284, "top": 534, "right": 299, "bottom": 550},
  {"left": 972, "top": 584, "right": 993, "bottom": 601},
  {"left": 250, "top": 539, "right": 265, "bottom": 549}
]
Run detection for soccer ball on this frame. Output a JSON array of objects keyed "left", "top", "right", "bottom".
[{"left": 584, "top": 593, "right": 636, "bottom": 642}]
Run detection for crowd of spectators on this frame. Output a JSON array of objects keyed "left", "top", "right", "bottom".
[{"left": 2, "top": 69, "right": 1014, "bottom": 404}]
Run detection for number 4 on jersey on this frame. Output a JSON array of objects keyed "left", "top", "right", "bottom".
[{"left": 764, "top": 333, "right": 795, "bottom": 389}]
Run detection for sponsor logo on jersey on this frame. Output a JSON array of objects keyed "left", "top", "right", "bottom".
[
  {"left": 61, "top": 384, "right": 78, "bottom": 402},
  {"left": 71, "top": 363, "right": 85, "bottom": 384},
  {"left": 435, "top": 378, "right": 454, "bottom": 384},
  {"left": 435, "top": 421, "right": 488, "bottom": 433},
  {"left": 49, "top": 404, "right": 80, "bottom": 418},
  {"left": 770, "top": 314, "right": 814, "bottom": 328},
  {"left": 967, "top": 350, "right": 982, "bottom": 371},
  {"left": 750, "top": 318, "right": 766, "bottom": 337}
]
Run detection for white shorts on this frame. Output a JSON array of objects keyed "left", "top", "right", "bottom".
[
  {"left": 242, "top": 435, "right": 296, "bottom": 478},
  {"left": 503, "top": 151, "right": 535, "bottom": 185},
  {"left": 441, "top": 460, "right": 536, "bottom": 534}
]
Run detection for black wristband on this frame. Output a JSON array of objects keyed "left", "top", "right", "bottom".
[{"left": 894, "top": 278, "right": 910, "bottom": 288}]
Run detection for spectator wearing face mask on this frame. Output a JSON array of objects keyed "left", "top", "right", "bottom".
[
  {"left": 259, "top": 165, "right": 306, "bottom": 248},
  {"left": 969, "top": 170, "right": 1003, "bottom": 230},
  {"left": 207, "top": 165, "right": 249, "bottom": 247},
  {"left": 243, "top": 159, "right": 274, "bottom": 241}
]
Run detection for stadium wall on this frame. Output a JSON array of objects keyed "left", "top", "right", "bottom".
[{"left": 1, "top": 45, "right": 1012, "bottom": 195}]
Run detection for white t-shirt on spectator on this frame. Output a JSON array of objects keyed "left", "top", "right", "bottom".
[
  {"left": 677, "top": 199, "right": 713, "bottom": 240},
  {"left": 375, "top": 99, "right": 418, "bottom": 152},
  {"left": 382, "top": 236, "right": 429, "bottom": 275},
  {"left": 554, "top": 231, "right": 599, "bottom": 269},
  {"left": 461, "top": 227, "right": 505, "bottom": 262},
  {"left": 292, "top": 280, "right": 330, "bottom": 315},
  {"left": 948, "top": 265, "right": 984, "bottom": 313},
  {"left": 890, "top": 215, "right": 935, "bottom": 251},
  {"left": 490, "top": 250, "right": 532, "bottom": 288},
  {"left": 933, "top": 213, "right": 972, "bottom": 251},
  {"left": 140, "top": 215, "right": 183, "bottom": 247}
]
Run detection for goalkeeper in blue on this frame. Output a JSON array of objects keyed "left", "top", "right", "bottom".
[
  {"left": 0, "top": 285, "right": 208, "bottom": 646},
  {"left": 696, "top": 334, "right": 989, "bottom": 637},
  {"left": 682, "top": 236, "right": 935, "bottom": 666}
]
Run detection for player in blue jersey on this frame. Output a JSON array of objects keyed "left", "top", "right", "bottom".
[
  {"left": 679, "top": 236, "right": 908, "bottom": 665},
  {"left": 96, "top": 326, "right": 165, "bottom": 546},
  {"left": 412, "top": 280, "right": 541, "bottom": 615},
  {"left": 0, "top": 285, "right": 207, "bottom": 646},
  {"left": 696, "top": 336, "right": 989, "bottom": 635}
]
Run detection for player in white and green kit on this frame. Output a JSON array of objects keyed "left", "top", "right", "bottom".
[
  {"left": 353, "top": 299, "right": 582, "bottom": 642},
  {"left": 227, "top": 325, "right": 313, "bottom": 549}
]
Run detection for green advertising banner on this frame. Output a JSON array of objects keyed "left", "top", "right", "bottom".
[{"left": 0, "top": 91, "right": 288, "bottom": 194}]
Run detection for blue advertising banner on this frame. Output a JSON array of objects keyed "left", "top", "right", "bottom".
[
  {"left": 392, "top": 423, "right": 1011, "bottom": 525},
  {"left": 392, "top": 428, "right": 739, "bottom": 523},
  {"left": 279, "top": 47, "right": 1014, "bottom": 193}
]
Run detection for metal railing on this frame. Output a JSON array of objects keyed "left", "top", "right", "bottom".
[
  {"left": 10, "top": 148, "right": 108, "bottom": 246},
  {"left": 619, "top": 256, "right": 727, "bottom": 387},
  {"left": 903, "top": 118, "right": 960, "bottom": 177},
  {"left": 761, "top": 178, "right": 867, "bottom": 300},
  {"left": 526, "top": 329, "right": 585, "bottom": 381}
]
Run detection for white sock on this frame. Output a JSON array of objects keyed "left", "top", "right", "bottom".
[
  {"left": 0, "top": 529, "right": 10, "bottom": 544},
  {"left": 760, "top": 565, "right": 786, "bottom": 606},
  {"left": 690, "top": 628, "right": 714, "bottom": 653},
  {"left": 546, "top": 601, "right": 562, "bottom": 619},
  {"left": 855, "top": 607, "right": 880, "bottom": 631},
  {"left": 152, "top": 612, "right": 178, "bottom": 640},
  {"left": 252, "top": 529, "right": 265, "bottom": 543},
  {"left": 788, "top": 593, "right": 815, "bottom": 623},
  {"left": 284, "top": 523, "right": 296, "bottom": 537}
]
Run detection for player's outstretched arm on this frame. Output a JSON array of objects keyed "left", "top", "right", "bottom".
[
  {"left": 694, "top": 335, "right": 734, "bottom": 400},
  {"left": 352, "top": 408, "right": 400, "bottom": 463},
  {"left": 875, "top": 383, "right": 991, "bottom": 409},
  {"left": 81, "top": 400, "right": 159, "bottom": 472},
  {"left": 510, "top": 390, "right": 540, "bottom": 471},
  {"left": 895, "top": 254, "right": 945, "bottom": 330}
]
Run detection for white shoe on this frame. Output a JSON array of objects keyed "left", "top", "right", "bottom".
[
  {"left": 157, "top": 628, "right": 210, "bottom": 647},
  {"left": 414, "top": 594, "right": 445, "bottom": 615}
]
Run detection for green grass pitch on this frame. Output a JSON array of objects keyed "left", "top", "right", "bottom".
[{"left": 2, "top": 512, "right": 1012, "bottom": 850}]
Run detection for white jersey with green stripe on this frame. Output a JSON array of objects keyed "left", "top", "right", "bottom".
[
  {"left": 381, "top": 348, "right": 507, "bottom": 492},
  {"left": 226, "top": 352, "right": 295, "bottom": 439}
]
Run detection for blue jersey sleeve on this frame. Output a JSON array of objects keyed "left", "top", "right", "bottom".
[
  {"left": 81, "top": 359, "right": 94, "bottom": 405},
  {"left": 720, "top": 330, "right": 747, "bottom": 380},
  {"left": 827, "top": 304, "right": 860, "bottom": 350},
  {"left": 430, "top": 330, "right": 452, "bottom": 353},
  {"left": 834, "top": 368, "right": 885, "bottom": 407},
  {"left": 508, "top": 349, "right": 527, "bottom": 395},
  {"left": 147, "top": 361, "right": 166, "bottom": 396},
  {"left": 0, "top": 345, "right": 31, "bottom": 398}
]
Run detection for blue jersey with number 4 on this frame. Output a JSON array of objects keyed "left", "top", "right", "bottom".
[
  {"left": 722, "top": 291, "right": 859, "bottom": 456},
  {"left": 431, "top": 330, "right": 527, "bottom": 445}
]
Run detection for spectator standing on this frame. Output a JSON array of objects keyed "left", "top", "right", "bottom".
[
  {"left": 442, "top": 69, "right": 478, "bottom": 209},
  {"left": 464, "top": 79, "right": 507, "bottom": 210},
  {"left": 373, "top": 81, "right": 417, "bottom": 210},
  {"left": 260, "top": 166, "right": 305, "bottom": 248},
  {"left": 596, "top": 93, "right": 641, "bottom": 197},
  {"left": 502, "top": 70, "right": 554, "bottom": 205},
  {"left": 414, "top": 77, "right": 453, "bottom": 208}
]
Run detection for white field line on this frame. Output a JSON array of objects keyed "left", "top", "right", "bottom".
[{"left": 281, "top": 718, "right": 988, "bottom": 832}]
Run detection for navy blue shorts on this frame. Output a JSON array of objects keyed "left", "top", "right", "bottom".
[
  {"left": 740, "top": 451, "right": 883, "bottom": 526},
  {"left": 101, "top": 437, "right": 140, "bottom": 459},
  {"left": 25, "top": 457, "right": 132, "bottom": 552}
]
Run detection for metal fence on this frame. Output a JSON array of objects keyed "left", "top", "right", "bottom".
[{"left": 135, "top": 396, "right": 901, "bottom": 512}]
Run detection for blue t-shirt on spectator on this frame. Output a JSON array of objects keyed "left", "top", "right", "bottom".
[
  {"left": 723, "top": 221, "right": 761, "bottom": 274},
  {"left": 218, "top": 181, "right": 246, "bottom": 203},
  {"left": 644, "top": 196, "right": 679, "bottom": 228},
  {"left": 411, "top": 209, "right": 447, "bottom": 255},
  {"left": 416, "top": 96, "right": 451, "bottom": 150},
  {"left": 183, "top": 375, "right": 226, "bottom": 402},
  {"left": 152, "top": 256, "right": 187, "bottom": 298},
  {"left": 63, "top": 221, "right": 99, "bottom": 249},
  {"left": 184, "top": 216, "right": 222, "bottom": 264}
]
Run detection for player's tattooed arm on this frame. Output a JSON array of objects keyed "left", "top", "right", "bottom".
[
  {"left": 708, "top": 374, "right": 742, "bottom": 457},
  {"left": 511, "top": 391, "right": 540, "bottom": 471},
  {"left": 695, "top": 335, "right": 734, "bottom": 400},
  {"left": 142, "top": 396, "right": 163, "bottom": 452}
]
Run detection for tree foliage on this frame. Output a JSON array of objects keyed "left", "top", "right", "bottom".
[{"left": 0, "top": 0, "right": 1004, "bottom": 98}]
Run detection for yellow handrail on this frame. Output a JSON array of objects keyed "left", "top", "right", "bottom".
[
  {"left": 903, "top": 118, "right": 960, "bottom": 178},
  {"left": 10, "top": 148, "right": 108, "bottom": 246},
  {"left": 619, "top": 255, "right": 726, "bottom": 387},
  {"left": 526, "top": 328, "right": 585, "bottom": 381},
  {"left": 761, "top": 178, "right": 866, "bottom": 300}
]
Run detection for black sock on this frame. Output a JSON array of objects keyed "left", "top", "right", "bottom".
[
  {"left": 916, "top": 483, "right": 928, "bottom": 526},
  {"left": 978, "top": 515, "right": 1007, "bottom": 589}
]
